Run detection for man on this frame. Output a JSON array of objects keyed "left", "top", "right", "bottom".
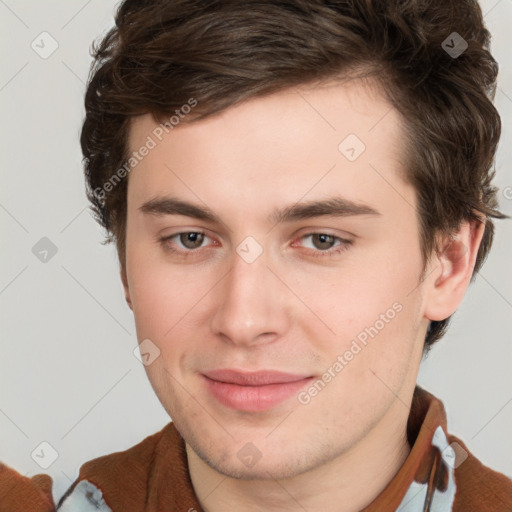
[{"left": 1, "top": 0, "right": 511, "bottom": 510}]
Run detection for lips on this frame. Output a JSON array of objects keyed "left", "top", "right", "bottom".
[
  {"left": 203, "top": 369, "right": 311, "bottom": 386},
  {"left": 201, "top": 369, "right": 314, "bottom": 412}
]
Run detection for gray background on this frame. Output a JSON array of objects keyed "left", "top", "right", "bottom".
[{"left": 0, "top": 0, "right": 511, "bottom": 504}]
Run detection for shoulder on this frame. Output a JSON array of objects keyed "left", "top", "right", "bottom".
[
  {"left": 450, "top": 434, "right": 512, "bottom": 511},
  {"left": 0, "top": 462, "right": 55, "bottom": 512},
  {"left": 57, "top": 422, "right": 177, "bottom": 511}
]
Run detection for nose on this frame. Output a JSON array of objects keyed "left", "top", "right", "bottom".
[{"left": 210, "top": 243, "right": 291, "bottom": 348}]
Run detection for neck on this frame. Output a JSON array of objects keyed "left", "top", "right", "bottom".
[{"left": 186, "top": 391, "right": 414, "bottom": 512}]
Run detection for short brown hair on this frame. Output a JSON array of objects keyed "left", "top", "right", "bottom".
[{"left": 81, "top": 0, "right": 507, "bottom": 352}]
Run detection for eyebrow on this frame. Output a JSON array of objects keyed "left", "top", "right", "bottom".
[{"left": 139, "top": 195, "right": 381, "bottom": 225}]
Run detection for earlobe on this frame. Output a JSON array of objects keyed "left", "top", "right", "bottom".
[
  {"left": 423, "top": 217, "right": 485, "bottom": 322},
  {"left": 120, "top": 266, "right": 133, "bottom": 311}
]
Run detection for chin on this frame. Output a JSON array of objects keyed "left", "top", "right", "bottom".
[
  {"left": 201, "top": 453, "right": 308, "bottom": 481},
  {"left": 189, "top": 432, "right": 333, "bottom": 482}
]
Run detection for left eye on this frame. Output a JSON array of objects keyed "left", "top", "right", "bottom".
[
  {"left": 300, "top": 233, "right": 341, "bottom": 251},
  {"left": 294, "top": 233, "right": 352, "bottom": 258}
]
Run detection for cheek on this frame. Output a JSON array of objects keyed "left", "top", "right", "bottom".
[
  {"left": 299, "top": 244, "right": 420, "bottom": 335},
  {"left": 127, "top": 248, "right": 177, "bottom": 337},
  {"left": 300, "top": 249, "right": 424, "bottom": 391},
  {"left": 126, "top": 248, "right": 217, "bottom": 359}
]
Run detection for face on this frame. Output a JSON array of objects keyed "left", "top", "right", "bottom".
[{"left": 122, "top": 79, "right": 430, "bottom": 480}]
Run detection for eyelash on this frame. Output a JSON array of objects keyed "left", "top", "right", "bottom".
[{"left": 158, "top": 231, "right": 353, "bottom": 259}]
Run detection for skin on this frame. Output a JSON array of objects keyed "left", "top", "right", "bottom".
[{"left": 121, "top": 78, "right": 484, "bottom": 511}]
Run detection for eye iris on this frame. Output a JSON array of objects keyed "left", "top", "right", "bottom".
[
  {"left": 313, "top": 234, "right": 335, "bottom": 250},
  {"left": 180, "top": 232, "right": 204, "bottom": 249}
]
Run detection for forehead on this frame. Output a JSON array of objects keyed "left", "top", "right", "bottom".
[
  {"left": 128, "top": 77, "right": 402, "bottom": 153},
  {"left": 125, "top": 79, "right": 412, "bottom": 221}
]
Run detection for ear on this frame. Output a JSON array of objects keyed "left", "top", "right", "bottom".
[
  {"left": 423, "top": 216, "right": 486, "bottom": 322},
  {"left": 120, "top": 265, "right": 133, "bottom": 311}
]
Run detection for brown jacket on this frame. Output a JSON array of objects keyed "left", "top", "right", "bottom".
[{"left": 1, "top": 386, "right": 511, "bottom": 511}]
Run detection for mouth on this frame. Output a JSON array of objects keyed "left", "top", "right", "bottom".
[{"left": 201, "top": 369, "right": 314, "bottom": 412}]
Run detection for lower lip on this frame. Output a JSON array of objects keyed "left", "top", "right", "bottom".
[{"left": 202, "top": 375, "right": 314, "bottom": 412}]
